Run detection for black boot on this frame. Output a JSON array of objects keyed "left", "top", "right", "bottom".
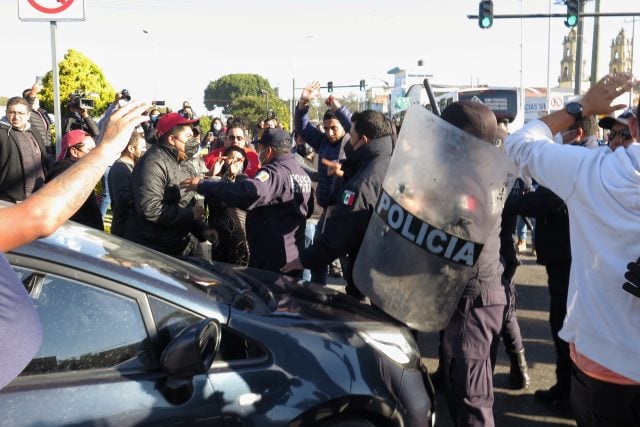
[{"left": 509, "top": 349, "right": 530, "bottom": 389}]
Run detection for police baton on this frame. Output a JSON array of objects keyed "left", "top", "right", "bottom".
[{"left": 423, "top": 78, "right": 440, "bottom": 117}]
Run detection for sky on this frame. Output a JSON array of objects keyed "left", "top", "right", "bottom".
[{"left": 0, "top": 0, "right": 638, "bottom": 114}]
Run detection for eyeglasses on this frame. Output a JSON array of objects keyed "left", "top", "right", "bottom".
[
  {"left": 227, "top": 135, "right": 245, "bottom": 141},
  {"left": 7, "top": 110, "right": 28, "bottom": 117},
  {"left": 608, "top": 129, "right": 632, "bottom": 141}
]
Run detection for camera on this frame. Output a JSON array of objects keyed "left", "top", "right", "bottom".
[
  {"left": 68, "top": 93, "right": 95, "bottom": 110},
  {"left": 153, "top": 100, "right": 166, "bottom": 106},
  {"left": 120, "top": 89, "right": 131, "bottom": 102},
  {"left": 79, "top": 98, "right": 95, "bottom": 110}
]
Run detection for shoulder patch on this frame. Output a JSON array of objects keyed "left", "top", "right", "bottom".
[
  {"left": 255, "top": 171, "right": 270, "bottom": 182},
  {"left": 342, "top": 190, "right": 357, "bottom": 207}
]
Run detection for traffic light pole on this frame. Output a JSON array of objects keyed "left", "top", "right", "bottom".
[
  {"left": 574, "top": 0, "right": 585, "bottom": 95},
  {"left": 467, "top": 12, "right": 640, "bottom": 20}
]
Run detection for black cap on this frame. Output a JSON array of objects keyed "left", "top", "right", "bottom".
[
  {"left": 259, "top": 128, "right": 291, "bottom": 148},
  {"left": 441, "top": 101, "right": 498, "bottom": 144}
]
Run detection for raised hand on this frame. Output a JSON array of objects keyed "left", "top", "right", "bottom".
[{"left": 300, "top": 81, "right": 321, "bottom": 103}]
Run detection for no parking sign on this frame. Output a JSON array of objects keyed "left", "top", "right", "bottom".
[{"left": 18, "top": 0, "right": 85, "bottom": 21}]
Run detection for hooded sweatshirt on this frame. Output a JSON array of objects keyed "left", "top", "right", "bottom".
[{"left": 505, "top": 119, "right": 640, "bottom": 382}]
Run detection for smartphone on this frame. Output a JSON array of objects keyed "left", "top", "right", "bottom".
[
  {"left": 35, "top": 75, "right": 43, "bottom": 85},
  {"left": 153, "top": 100, "right": 166, "bottom": 106}
]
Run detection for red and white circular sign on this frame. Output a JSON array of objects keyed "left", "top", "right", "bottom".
[{"left": 18, "top": 0, "right": 85, "bottom": 21}]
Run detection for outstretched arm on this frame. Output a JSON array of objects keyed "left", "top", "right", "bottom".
[{"left": 0, "top": 101, "right": 149, "bottom": 252}]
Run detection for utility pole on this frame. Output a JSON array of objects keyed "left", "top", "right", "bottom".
[
  {"left": 574, "top": 0, "right": 585, "bottom": 95},
  {"left": 590, "top": 0, "right": 601, "bottom": 88}
]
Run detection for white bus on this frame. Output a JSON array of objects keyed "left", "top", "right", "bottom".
[{"left": 393, "top": 84, "right": 524, "bottom": 133}]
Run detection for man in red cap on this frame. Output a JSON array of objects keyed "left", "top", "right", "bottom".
[
  {"left": 46, "top": 130, "right": 103, "bottom": 230},
  {"left": 123, "top": 113, "right": 215, "bottom": 257}
]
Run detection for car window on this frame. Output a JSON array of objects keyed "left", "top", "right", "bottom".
[
  {"left": 148, "top": 296, "right": 202, "bottom": 346},
  {"left": 13, "top": 267, "right": 150, "bottom": 376}
]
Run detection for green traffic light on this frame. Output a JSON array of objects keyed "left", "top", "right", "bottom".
[
  {"left": 565, "top": 15, "right": 578, "bottom": 27},
  {"left": 480, "top": 16, "right": 492, "bottom": 28}
]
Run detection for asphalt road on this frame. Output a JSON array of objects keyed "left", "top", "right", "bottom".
[{"left": 416, "top": 245, "right": 577, "bottom": 426}]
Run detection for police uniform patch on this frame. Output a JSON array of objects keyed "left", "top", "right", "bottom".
[
  {"left": 255, "top": 171, "right": 270, "bottom": 182},
  {"left": 342, "top": 190, "right": 357, "bottom": 207}
]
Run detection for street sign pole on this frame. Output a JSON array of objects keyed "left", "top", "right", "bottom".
[
  {"left": 50, "top": 21, "right": 61, "bottom": 154},
  {"left": 18, "top": 0, "right": 86, "bottom": 155}
]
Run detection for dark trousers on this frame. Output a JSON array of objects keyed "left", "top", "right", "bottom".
[
  {"left": 546, "top": 261, "right": 571, "bottom": 389},
  {"left": 571, "top": 365, "right": 640, "bottom": 427},
  {"left": 500, "top": 276, "right": 524, "bottom": 358},
  {"left": 442, "top": 297, "right": 505, "bottom": 427}
]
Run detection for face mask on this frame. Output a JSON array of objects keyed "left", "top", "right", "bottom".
[
  {"left": 295, "top": 144, "right": 307, "bottom": 156},
  {"left": 184, "top": 137, "right": 200, "bottom": 158},
  {"left": 150, "top": 115, "right": 159, "bottom": 122},
  {"left": 213, "top": 123, "right": 222, "bottom": 131},
  {"left": 552, "top": 132, "right": 565, "bottom": 145}
]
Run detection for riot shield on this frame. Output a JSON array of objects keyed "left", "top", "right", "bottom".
[{"left": 353, "top": 105, "right": 517, "bottom": 332}]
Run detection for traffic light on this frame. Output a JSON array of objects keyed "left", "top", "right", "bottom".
[
  {"left": 478, "top": 0, "right": 493, "bottom": 29},
  {"left": 327, "top": 81, "right": 333, "bottom": 93},
  {"left": 359, "top": 79, "right": 366, "bottom": 91},
  {"left": 565, "top": 0, "right": 579, "bottom": 28}
]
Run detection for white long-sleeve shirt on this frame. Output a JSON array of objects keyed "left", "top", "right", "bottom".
[{"left": 505, "top": 119, "right": 640, "bottom": 382}]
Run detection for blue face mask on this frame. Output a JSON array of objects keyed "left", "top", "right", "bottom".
[{"left": 150, "top": 115, "right": 159, "bottom": 122}]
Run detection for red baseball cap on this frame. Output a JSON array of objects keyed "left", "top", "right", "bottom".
[
  {"left": 156, "top": 112, "right": 199, "bottom": 138},
  {"left": 57, "top": 130, "right": 91, "bottom": 161}
]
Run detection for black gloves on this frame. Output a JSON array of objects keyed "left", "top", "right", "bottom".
[{"left": 622, "top": 257, "right": 640, "bottom": 299}]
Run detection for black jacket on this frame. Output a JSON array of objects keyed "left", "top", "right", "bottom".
[
  {"left": 62, "top": 112, "right": 100, "bottom": 138},
  {"left": 505, "top": 185, "right": 570, "bottom": 265},
  {"left": 107, "top": 159, "right": 134, "bottom": 237},
  {"left": 124, "top": 144, "right": 202, "bottom": 256},
  {"left": 197, "top": 153, "right": 311, "bottom": 273},
  {"left": 46, "top": 158, "right": 103, "bottom": 231},
  {"left": 0, "top": 120, "right": 50, "bottom": 202},
  {"left": 299, "top": 135, "right": 393, "bottom": 286}
]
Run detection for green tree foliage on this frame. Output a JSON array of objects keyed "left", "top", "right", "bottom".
[
  {"left": 203, "top": 74, "right": 274, "bottom": 112},
  {"left": 229, "top": 95, "right": 290, "bottom": 133},
  {"left": 197, "top": 115, "right": 212, "bottom": 135},
  {"left": 39, "top": 49, "right": 115, "bottom": 116}
]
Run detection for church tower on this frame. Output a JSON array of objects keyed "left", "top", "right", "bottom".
[
  {"left": 558, "top": 29, "right": 577, "bottom": 89},
  {"left": 609, "top": 28, "right": 632, "bottom": 74}
]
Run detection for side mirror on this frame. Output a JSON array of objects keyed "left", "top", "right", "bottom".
[
  {"left": 160, "top": 318, "right": 221, "bottom": 377},
  {"left": 160, "top": 318, "right": 221, "bottom": 405}
]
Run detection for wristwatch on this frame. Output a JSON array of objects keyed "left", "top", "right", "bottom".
[{"left": 565, "top": 102, "right": 583, "bottom": 122}]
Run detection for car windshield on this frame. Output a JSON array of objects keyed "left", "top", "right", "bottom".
[{"left": 39, "top": 222, "right": 242, "bottom": 304}]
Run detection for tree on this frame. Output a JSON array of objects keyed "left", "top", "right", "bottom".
[
  {"left": 203, "top": 74, "right": 274, "bottom": 112},
  {"left": 229, "top": 95, "right": 291, "bottom": 133},
  {"left": 39, "top": 49, "right": 115, "bottom": 116}
]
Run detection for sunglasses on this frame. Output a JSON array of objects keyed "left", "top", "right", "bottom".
[{"left": 608, "top": 129, "right": 632, "bottom": 141}]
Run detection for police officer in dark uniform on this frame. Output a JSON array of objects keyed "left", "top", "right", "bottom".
[
  {"left": 439, "top": 101, "right": 508, "bottom": 427},
  {"left": 282, "top": 110, "right": 394, "bottom": 296},
  {"left": 181, "top": 128, "right": 311, "bottom": 275}
]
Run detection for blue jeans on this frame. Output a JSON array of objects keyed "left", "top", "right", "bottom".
[
  {"left": 302, "top": 219, "right": 317, "bottom": 282},
  {"left": 100, "top": 167, "right": 111, "bottom": 217}
]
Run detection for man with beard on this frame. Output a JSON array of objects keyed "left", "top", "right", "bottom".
[
  {"left": 282, "top": 110, "right": 394, "bottom": 298},
  {"left": 124, "top": 113, "right": 213, "bottom": 257},
  {"left": 295, "top": 81, "right": 352, "bottom": 284}
]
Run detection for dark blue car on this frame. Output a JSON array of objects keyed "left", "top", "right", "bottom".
[{"left": 0, "top": 222, "right": 434, "bottom": 426}]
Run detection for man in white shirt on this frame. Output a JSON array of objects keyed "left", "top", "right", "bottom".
[{"left": 505, "top": 73, "right": 640, "bottom": 426}]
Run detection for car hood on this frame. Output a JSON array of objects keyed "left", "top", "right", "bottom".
[{"left": 206, "top": 261, "right": 401, "bottom": 326}]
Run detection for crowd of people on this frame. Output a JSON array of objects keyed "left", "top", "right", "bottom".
[{"left": 1, "top": 74, "right": 639, "bottom": 427}]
